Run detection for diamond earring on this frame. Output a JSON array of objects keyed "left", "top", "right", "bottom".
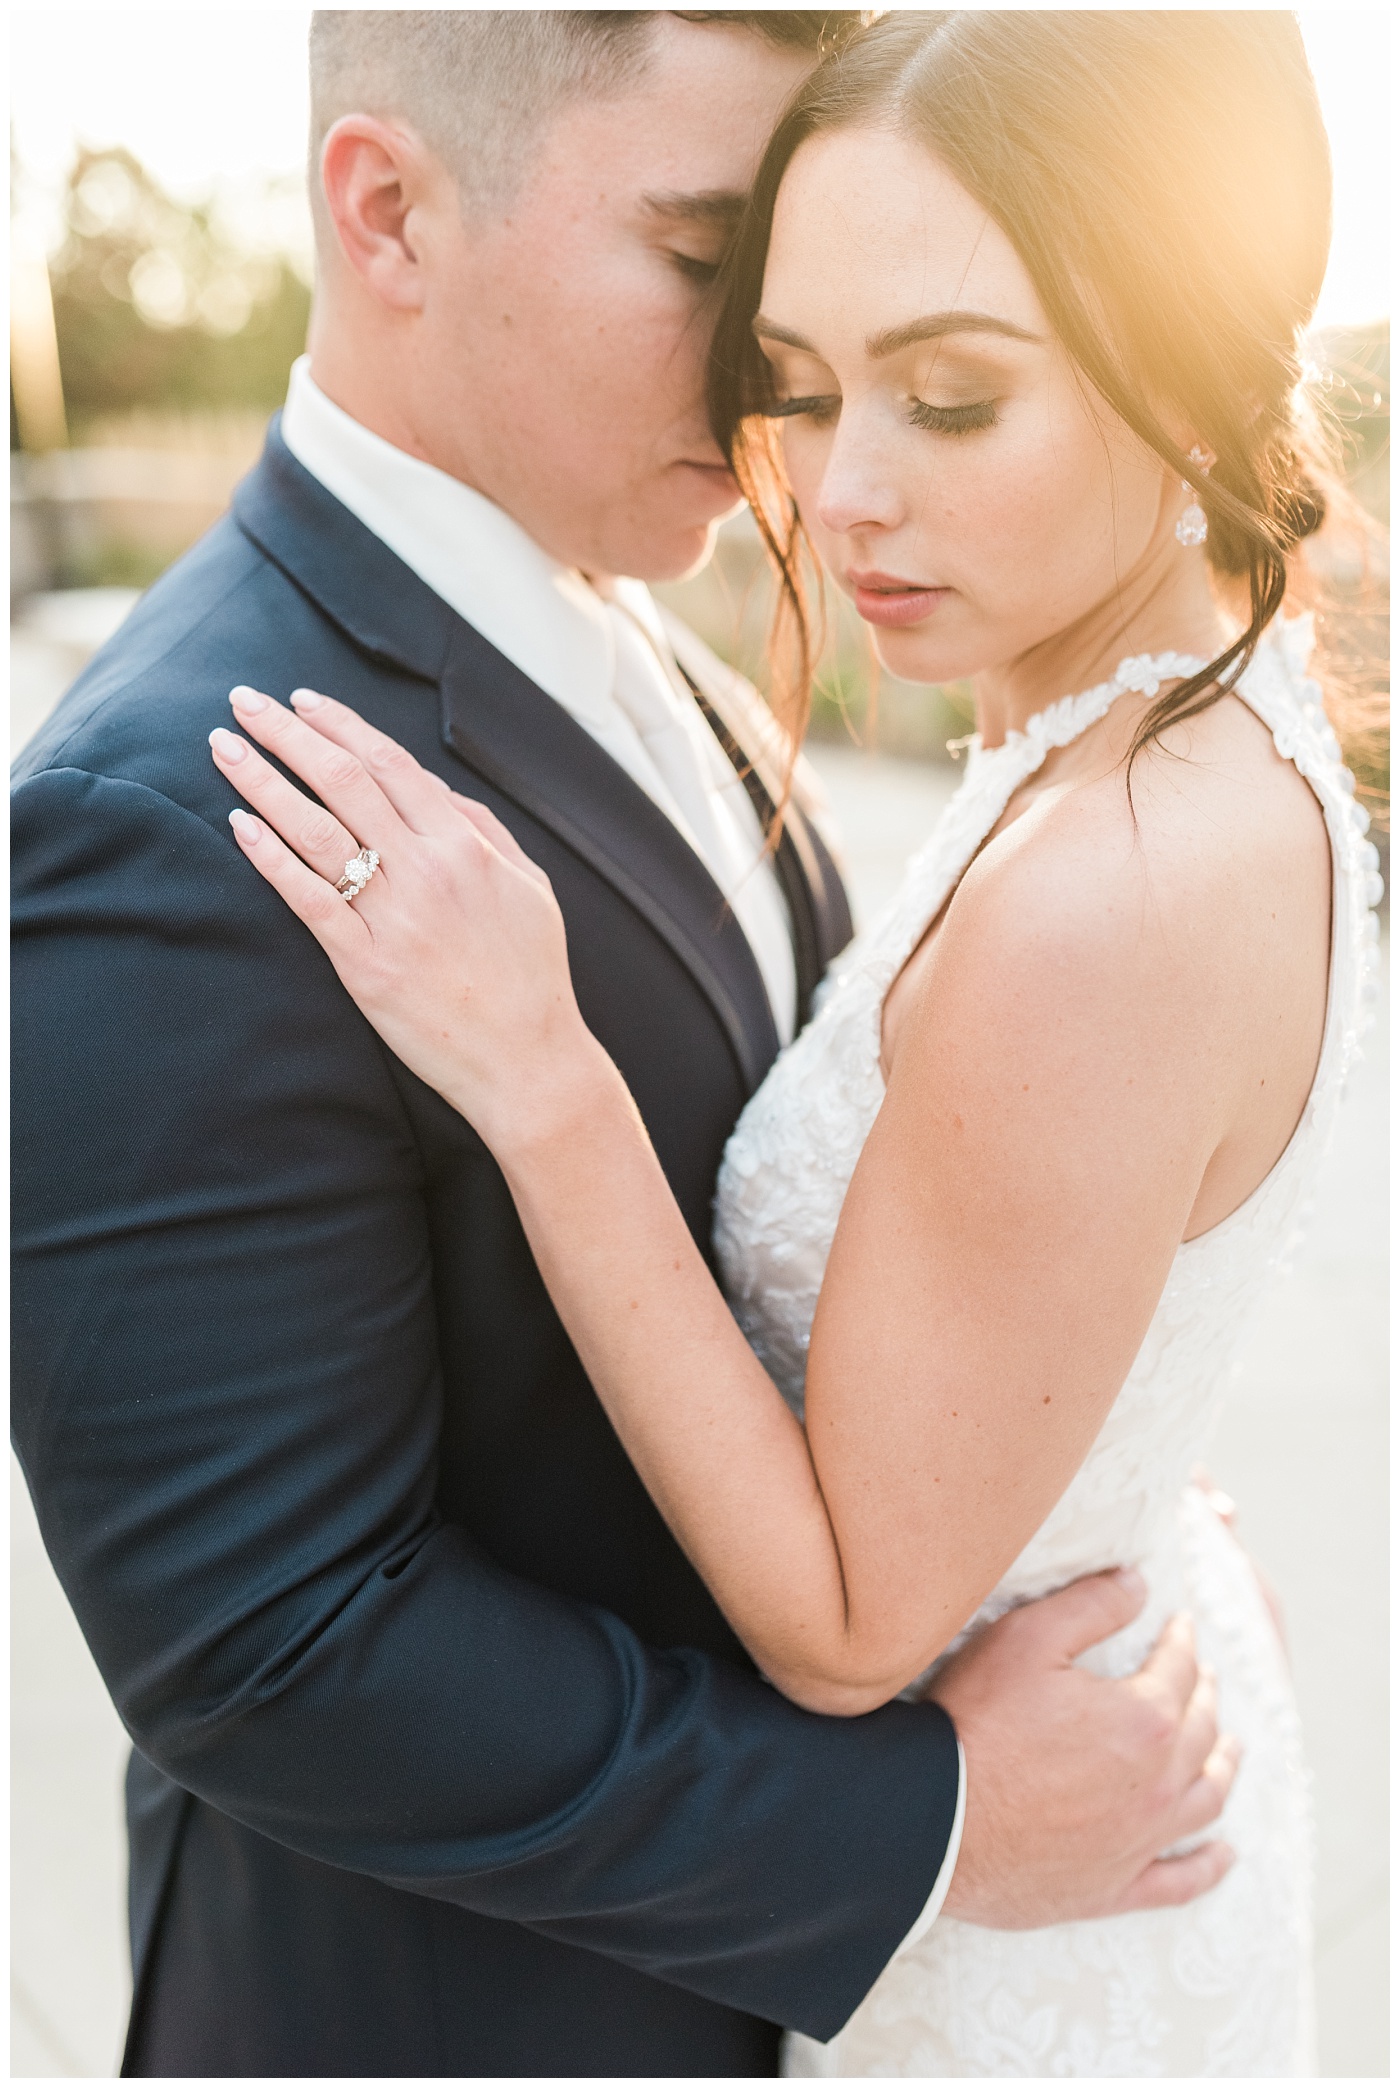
[{"left": 1175, "top": 445, "right": 1213, "bottom": 547}]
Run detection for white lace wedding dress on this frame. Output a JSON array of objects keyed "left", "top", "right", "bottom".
[{"left": 714, "top": 618, "right": 1381, "bottom": 2077}]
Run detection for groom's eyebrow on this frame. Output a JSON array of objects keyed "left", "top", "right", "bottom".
[
  {"left": 751, "top": 310, "right": 1044, "bottom": 352},
  {"left": 642, "top": 188, "right": 748, "bottom": 230}
]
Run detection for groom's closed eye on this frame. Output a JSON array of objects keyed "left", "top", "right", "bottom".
[
  {"left": 669, "top": 251, "right": 724, "bottom": 288},
  {"left": 642, "top": 187, "right": 746, "bottom": 291}
]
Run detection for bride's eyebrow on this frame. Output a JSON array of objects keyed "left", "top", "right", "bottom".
[
  {"left": 752, "top": 310, "right": 1044, "bottom": 354},
  {"left": 870, "top": 310, "right": 1045, "bottom": 356}
]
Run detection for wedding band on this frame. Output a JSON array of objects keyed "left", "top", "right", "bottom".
[{"left": 335, "top": 847, "right": 380, "bottom": 902}]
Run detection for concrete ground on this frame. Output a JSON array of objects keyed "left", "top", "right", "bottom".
[{"left": 10, "top": 619, "right": 1389, "bottom": 2076}]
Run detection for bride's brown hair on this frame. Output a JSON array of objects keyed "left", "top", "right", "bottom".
[{"left": 709, "top": 10, "right": 1364, "bottom": 798}]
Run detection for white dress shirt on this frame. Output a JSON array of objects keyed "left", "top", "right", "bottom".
[
  {"left": 278, "top": 356, "right": 963, "bottom": 1983},
  {"left": 280, "top": 359, "right": 797, "bottom": 1043}
]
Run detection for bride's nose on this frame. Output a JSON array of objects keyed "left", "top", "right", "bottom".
[{"left": 813, "top": 410, "right": 907, "bottom": 539}]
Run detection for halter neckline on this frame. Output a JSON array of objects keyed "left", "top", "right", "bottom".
[{"left": 977, "top": 650, "right": 1209, "bottom": 763}]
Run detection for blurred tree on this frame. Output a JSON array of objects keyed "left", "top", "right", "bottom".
[
  {"left": 1312, "top": 320, "right": 1388, "bottom": 525},
  {"left": 1304, "top": 324, "right": 1390, "bottom": 836},
  {"left": 48, "top": 147, "right": 310, "bottom": 428}
]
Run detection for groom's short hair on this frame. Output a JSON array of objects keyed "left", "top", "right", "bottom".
[{"left": 309, "top": 11, "right": 851, "bottom": 209}]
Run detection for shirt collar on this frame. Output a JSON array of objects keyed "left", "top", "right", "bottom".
[{"left": 279, "top": 357, "right": 615, "bottom": 724}]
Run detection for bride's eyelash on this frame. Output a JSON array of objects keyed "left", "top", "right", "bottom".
[
  {"left": 909, "top": 399, "right": 999, "bottom": 435},
  {"left": 766, "top": 394, "right": 841, "bottom": 427},
  {"left": 764, "top": 396, "right": 999, "bottom": 435}
]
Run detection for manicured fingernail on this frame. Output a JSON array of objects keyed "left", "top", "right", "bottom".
[
  {"left": 210, "top": 728, "right": 248, "bottom": 762},
  {"left": 290, "top": 688, "right": 325, "bottom": 711},
  {"left": 229, "top": 810, "right": 262, "bottom": 842},
  {"left": 1116, "top": 1567, "right": 1146, "bottom": 1598},
  {"left": 230, "top": 685, "right": 268, "bottom": 714}
]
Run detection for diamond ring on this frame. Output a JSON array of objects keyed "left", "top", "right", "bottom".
[{"left": 335, "top": 847, "right": 380, "bottom": 902}]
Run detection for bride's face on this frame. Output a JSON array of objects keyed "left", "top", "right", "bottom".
[{"left": 757, "top": 127, "right": 1177, "bottom": 684}]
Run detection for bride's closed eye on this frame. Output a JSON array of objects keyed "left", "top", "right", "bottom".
[
  {"left": 909, "top": 398, "right": 999, "bottom": 435},
  {"left": 765, "top": 394, "right": 999, "bottom": 435},
  {"left": 767, "top": 393, "right": 841, "bottom": 426}
]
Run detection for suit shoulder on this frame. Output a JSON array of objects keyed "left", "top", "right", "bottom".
[
  {"left": 13, "top": 517, "right": 356, "bottom": 810},
  {"left": 12, "top": 763, "right": 242, "bottom": 909},
  {"left": 14, "top": 517, "right": 261, "bottom": 774}
]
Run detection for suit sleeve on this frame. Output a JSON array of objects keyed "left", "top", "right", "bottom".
[{"left": 11, "top": 764, "right": 960, "bottom": 2040}]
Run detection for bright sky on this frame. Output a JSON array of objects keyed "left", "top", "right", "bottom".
[{"left": 8, "top": 5, "right": 1390, "bottom": 327}]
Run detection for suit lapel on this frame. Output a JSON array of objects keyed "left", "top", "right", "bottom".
[
  {"left": 438, "top": 618, "right": 780, "bottom": 1092},
  {"left": 678, "top": 671, "right": 852, "bottom": 1027},
  {"left": 233, "top": 426, "right": 780, "bottom": 1095},
  {"left": 232, "top": 419, "right": 459, "bottom": 681},
  {"left": 659, "top": 611, "right": 855, "bottom": 1011}
]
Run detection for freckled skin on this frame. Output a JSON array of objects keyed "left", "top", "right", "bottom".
[{"left": 758, "top": 129, "right": 1225, "bottom": 715}]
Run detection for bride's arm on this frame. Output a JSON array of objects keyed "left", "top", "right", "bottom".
[{"left": 212, "top": 688, "right": 1226, "bottom": 1714}]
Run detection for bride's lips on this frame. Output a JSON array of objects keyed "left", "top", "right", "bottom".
[{"left": 848, "top": 569, "right": 950, "bottom": 628}]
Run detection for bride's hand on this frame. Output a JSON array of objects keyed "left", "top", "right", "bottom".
[{"left": 209, "top": 685, "right": 613, "bottom": 1153}]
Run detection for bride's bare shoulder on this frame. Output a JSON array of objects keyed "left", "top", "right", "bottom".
[
  {"left": 923, "top": 696, "right": 1330, "bottom": 1067},
  {"left": 981, "top": 695, "right": 1320, "bottom": 916}
]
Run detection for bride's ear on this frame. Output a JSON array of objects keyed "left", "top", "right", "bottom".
[
  {"left": 319, "top": 115, "right": 440, "bottom": 315},
  {"left": 1155, "top": 405, "right": 1217, "bottom": 479}
]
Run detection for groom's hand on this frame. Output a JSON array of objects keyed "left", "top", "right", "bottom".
[{"left": 930, "top": 1569, "right": 1240, "bottom": 1928}]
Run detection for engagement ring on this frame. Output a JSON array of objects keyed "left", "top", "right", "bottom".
[{"left": 335, "top": 847, "right": 380, "bottom": 902}]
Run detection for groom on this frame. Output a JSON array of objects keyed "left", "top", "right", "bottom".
[{"left": 12, "top": 13, "right": 1237, "bottom": 2077}]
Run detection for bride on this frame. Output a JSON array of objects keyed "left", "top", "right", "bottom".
[{"left": 210, "top": 13, "right": 1380, "bottom": 2076}]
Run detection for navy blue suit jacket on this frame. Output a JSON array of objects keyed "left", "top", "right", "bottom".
[{"left": 11, "top": 427, "right": 960, "bottom": 2076}]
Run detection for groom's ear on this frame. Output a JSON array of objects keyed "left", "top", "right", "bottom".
[{"left": 319, "top": 115, "right": 446, "bottom": 314}]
